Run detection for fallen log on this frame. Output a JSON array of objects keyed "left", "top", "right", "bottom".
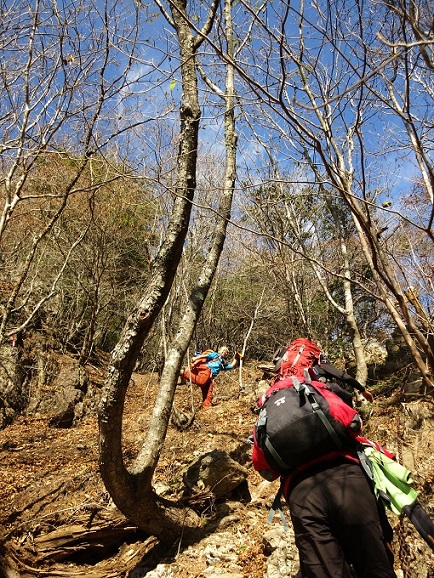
[{"left": 1, "top": 515, "right": 159, "bottom": 577}]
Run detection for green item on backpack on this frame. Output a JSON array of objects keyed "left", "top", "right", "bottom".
[
  {"left": 359, "top": 443, "right": 434, "bottom": 552},
  {"left": 362, "top": 445, "right": 418, "bottom": 515}
]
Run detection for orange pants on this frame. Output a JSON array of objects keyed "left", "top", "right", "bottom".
[
  {"left": 181, "top": 366, "right": 214, "bottom": 409},
  {"left": 199, "top": 379, "right": 214, "bottom": 408}
]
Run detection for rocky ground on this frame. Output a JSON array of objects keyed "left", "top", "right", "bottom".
[{"left": 1, "top": 359, "right": 434, "bottom": 577}]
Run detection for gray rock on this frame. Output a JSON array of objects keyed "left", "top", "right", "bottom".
[{"left": 183, "top": 450, "right": 249, "bottom": 497}]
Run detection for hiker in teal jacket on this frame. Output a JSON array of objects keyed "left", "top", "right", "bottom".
[{"left": 182, "top": 346, "right": 240, "bottom": 408}]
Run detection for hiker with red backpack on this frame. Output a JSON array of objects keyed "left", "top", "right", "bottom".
[
  {"left": 252, "top": 338, "right": 397, "bottom": 578},
  {"left": 181, "top": 346, "right": 241, "bottom": 409}
]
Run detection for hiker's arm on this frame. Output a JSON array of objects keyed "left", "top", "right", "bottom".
[
  {"left": 360, "top": 389, "right": 374, "bottom": 402},
  {"left": 221, "top": 351, "right": 242, "bottom": 370},
  {"left": 343, "top": 374, "right": 374, "bottom": 402},
  {"left": 223, "top": 357, "right": 239, "bottom": 370},
  {"left": 326, "top": 382, "right": 354, "bottom": 407}
]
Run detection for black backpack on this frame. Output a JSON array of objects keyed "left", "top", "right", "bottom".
[{"left": 255, "top": 376, "right": 362, "bottom": 476}]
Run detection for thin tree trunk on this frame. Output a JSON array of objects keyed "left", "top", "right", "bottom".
[
  {"left": 98, "top": 0, "right": 220, "bottom": 544},
  {"left": 131, "top": 0, "right": 238, "bottom": 470}
]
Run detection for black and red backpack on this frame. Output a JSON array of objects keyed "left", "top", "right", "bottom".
[{"left": 253, "top": 375, "right": 362, "bottom": 478}]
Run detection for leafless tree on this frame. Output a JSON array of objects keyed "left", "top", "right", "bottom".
[
  {"left": 0, "top": 0, "right": 156, "bottom": 345},
  {"left": 212, "top": 0, "right": 434, "bottom": 387},
  {"left": 0, "top": 0, "right": 171, "bottom": 429},
  {"left": 98, "top": 0, "right": 225, "bottom": 544}
]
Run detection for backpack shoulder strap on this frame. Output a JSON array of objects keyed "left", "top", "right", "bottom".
[
  {"left": 263, "top": 377, "right": 343, "bottom": 471},
  {"left": 191, "top": 356, "right": 208, "bottom": 367},
  {"left": 264, "top": 437, "right": 292, "bottom": 473},
  {"left": 296, "top": 379, "right": 344, "bottom": 450},
  {"left": 201, "top": 349, "right": 215, "bottom": 356},
  {"left": 262, "top": 378, "right": 301, "bottom": 473},
  {"left": 191, "top": 349, "right": 216, "bottom": 366}
]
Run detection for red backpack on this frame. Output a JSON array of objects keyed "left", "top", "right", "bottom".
[
  {"left": 274, "top": 338, "right": 321, "bottom": 380},
  {"left": 182, "top": 349, "right": 214, "bottom": 386}
]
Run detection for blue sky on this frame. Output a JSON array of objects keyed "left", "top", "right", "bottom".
[{"left": 2, "top": 0, "right": 431, "bottom": 215}]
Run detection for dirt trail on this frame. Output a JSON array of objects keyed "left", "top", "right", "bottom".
[{"left": 1, "top": 362, "right": 434, "bottom": 577}]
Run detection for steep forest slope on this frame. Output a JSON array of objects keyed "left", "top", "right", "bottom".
[{"left": 1, "top": 358, "right": 434, "bottom": 578}]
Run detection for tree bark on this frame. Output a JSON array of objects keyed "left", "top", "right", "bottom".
[
  {"left": 131, "top": 0, "right": 238, "bottom": 485},
  {"left": 98, "top": 0, "right": 220, "bottom": 544}
]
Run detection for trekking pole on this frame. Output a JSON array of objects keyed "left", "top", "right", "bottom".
[{"left": 402, "top": 500, "right": 434, "bottom": 552}]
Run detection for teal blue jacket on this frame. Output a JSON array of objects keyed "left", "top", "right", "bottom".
[{"left": 195, "top": 350, "right": 236, "bottom": 377}]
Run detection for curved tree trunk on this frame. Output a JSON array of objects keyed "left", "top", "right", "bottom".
[
  {"left": 350, "top": 210, "right": 434, "bottom": 389},
  {"left": 98, "top": 0, "right": 220, "bottom": 545},
  {"left": 218, "top": 1, "right": 434, "bottom": 392}
]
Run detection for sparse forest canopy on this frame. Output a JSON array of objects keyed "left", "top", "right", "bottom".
[
  {"left": 0, "top": 0, "right": 432, "bottom": 370},
  {"left": 0, "top": 0, "right": 432, "bottom": 368}
]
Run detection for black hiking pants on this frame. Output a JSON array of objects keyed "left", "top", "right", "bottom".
[{"left": 286, "top": 461, "right": 397, "bottom": 578}]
